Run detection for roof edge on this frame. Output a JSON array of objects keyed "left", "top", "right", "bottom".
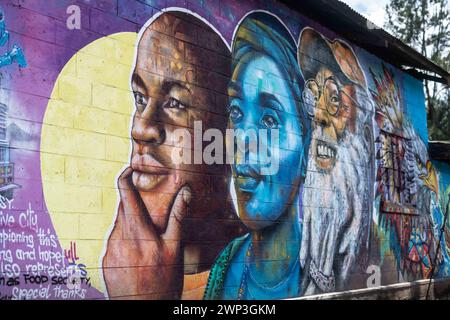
[{"left": 280, "top": 0, "right": 450, "bottom": 85}]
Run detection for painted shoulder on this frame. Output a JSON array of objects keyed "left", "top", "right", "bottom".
[{"left": 203, "top": 234, "right": 249, "bottom": 300}]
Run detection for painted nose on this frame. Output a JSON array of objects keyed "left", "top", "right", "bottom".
[
  {"left": 314, "top": 98, "right": 331, "bottom": 128},
  {"left": 234, "top": 124, "right": 259, "bottom": 165},
  {"left": 132, "top": 97, "right": 166, "bottom": 145}
]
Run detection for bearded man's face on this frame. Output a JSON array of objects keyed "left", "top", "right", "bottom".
[
  {"left": 300, "top": 68, "right": 371, "bottom": 294},
  {"left": 304, "top": 68, "right": 357, "bottom": 171}
]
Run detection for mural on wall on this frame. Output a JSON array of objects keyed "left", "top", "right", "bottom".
[
  {"left": 102, "top": 11, "right": 244, "bottom": 300},
  {"left": 297, "top": 28, "right": 374, "bottom": 295},
  {"left": 443, "top": 185, "right": 450, "bottom": 260},
  {"left": 0, "top": 6, "right": 25, "bottom": 201},
  {"left": 370, "top": 64, "right": 450, "bottom": 282},
  {"left": 205, "top": 12, "right": 311, "bottom": 300},
  {"left": 0, "top": 6, "right": 26, "bottom": 69},
  {"left": 0, "top": 4, "right": 99, "bottom": 301},
  {"left": 0, "top": 0, "right": 449, "bottom": 300}
]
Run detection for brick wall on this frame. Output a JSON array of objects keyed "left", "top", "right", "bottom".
[{"left": 0, "top": 0, "right": 448, "bottom": 300}]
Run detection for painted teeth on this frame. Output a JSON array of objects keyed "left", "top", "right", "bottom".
[{"left": 317, "top": 143, "right": 335, "bottom": 158}]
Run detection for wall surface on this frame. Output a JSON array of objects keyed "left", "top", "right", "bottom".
[{"left": 0, "top": 0, "right": 449, "bottom": 300}]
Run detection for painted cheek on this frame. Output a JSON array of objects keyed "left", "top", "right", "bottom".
[
  {"left": 322, "top": 123, "right": 338, "bottom": 142},
  {"left": 315, "top": 98, "right": 330, "bottom": 125},
  {"left": 333, "top": 114, "right": 348, "bottom": 137}
]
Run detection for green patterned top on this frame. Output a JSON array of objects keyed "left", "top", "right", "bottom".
[{"left": 203, "top": 234, "right": 249, "bottom": 300}]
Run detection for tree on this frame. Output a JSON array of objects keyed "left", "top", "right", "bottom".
[{"left": 385, "top": 0, "right": 450, "bottom": 141}]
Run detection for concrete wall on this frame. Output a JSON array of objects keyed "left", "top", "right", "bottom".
[{"left": 0, "top": 0, "right": 449, "bottom": 300}]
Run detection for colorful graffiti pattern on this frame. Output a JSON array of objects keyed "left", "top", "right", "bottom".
[
  {"left": 298, "top": 27, "right": 374, "bottom": 295},
  {"left": 0, "top": 7, "right": 26, "bottom": 69},
  {"left": 370, "top": 65, "right": 450, "bottom": 282}
]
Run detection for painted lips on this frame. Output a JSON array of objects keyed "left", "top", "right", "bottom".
[
  {"left": 315, "top": 140, "right": 337, "bottom": 170},
  {"left": 131, "top": 154, "right": 169, "bottom": 191},
  {"left": 234, "top": 165, "right": 261, "bottom": 192}
]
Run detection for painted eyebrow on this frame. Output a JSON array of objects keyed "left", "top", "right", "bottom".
[
  {"left": 259, "top": 92, "right": 284, "bottom": 112},
  {"left": 162, "top": 80, "right": 191, "bottom": 94}
]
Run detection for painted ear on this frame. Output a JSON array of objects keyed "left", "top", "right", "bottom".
[{"left": 331, "top": 41, "right": 367, "bottom": 89}]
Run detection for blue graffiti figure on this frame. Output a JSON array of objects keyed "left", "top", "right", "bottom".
[
  {"left": 203, "top": 12, "right": 311, "bottom": 300},
  {"left": 0, "top": 7, "right": 26, "bottom": 68}
]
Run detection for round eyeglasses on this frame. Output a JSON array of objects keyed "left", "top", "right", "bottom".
[{"left": 302, "top": 77, "right": 355, "bottom": 118}]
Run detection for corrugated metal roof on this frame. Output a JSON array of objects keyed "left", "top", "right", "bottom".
[{"left": 280, "top": 0, "right": 450, "bottom": 85}]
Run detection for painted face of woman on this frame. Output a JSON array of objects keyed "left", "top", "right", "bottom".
[{"left": 227, "top": 54, "right": 305, "bottom": 230}]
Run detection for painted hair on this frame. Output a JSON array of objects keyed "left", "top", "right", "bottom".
[{"left": 231, "top": 11, "right": 311, "bottom": 179}]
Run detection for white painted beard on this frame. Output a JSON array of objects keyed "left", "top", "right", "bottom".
[{"left": 300, "top": 128, "right": 371, "bottom": 295}]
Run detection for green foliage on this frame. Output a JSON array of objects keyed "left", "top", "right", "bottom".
[
  {"left": 385, "top": 0, "right": 429, "bottom": 52},
  {"left": 385, "top": 0, "right": 450, "bottom": 141},
  {"left": 427, "top": 92, "right": 450, "bottom": 140}
]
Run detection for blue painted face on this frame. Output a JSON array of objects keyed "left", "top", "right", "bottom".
[{"left": 227, "top": 54, "right": 306, "bottom": 230}]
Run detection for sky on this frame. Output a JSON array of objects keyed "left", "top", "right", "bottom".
[{"left": 339, "top": 0, "right": 389, "bottom": 28}]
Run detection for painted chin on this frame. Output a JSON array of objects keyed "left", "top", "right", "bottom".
[
  {"left": 315, "top": 140, "right": 337, "bottom": 171},
  {"left": 132, "top": 170, "right": 168, "bottom": 192},
  {"left": 240, "top": 208, "right": 274, "bottom": 230}
]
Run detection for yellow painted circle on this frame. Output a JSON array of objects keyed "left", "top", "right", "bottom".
[{"left": 41, "top": 32, "right": 137, "bottom": 294}]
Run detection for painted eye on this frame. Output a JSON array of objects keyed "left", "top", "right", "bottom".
[
  {"left": 164, "top": 97, "right": 186, "bottom": 110},
  {"left": 229, "top": 105, "right": 243, "bottom": 123},
  {"left": 330, "top": 95, "right": 340, "bottom": 104},
  {"left": 262, "top": 114, "right": 278, "bottom": 129},
  {"left": 133, "top": 92, "right": 147, "bottom": 110}
]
